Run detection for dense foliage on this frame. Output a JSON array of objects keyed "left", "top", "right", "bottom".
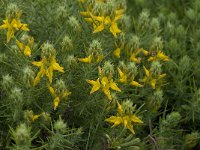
[{"left": 0, "top": 0, "right": 200, "bottom": 149}]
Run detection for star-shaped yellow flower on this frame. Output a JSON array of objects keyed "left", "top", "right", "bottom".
[
  {"left": 148, "top": 50, "right": 169, "bottom": 62},
  {"left": 0, "top": 18, "right": 29, "bottom": 43},
  {"left": 87, "top": 76, "right": 121, "bottom": 100},
  {"left": 141, "top": 66, "right": 166, "bottom": 89},
  {"left": 78, "top": 54, "right": 103, "bottom": 64},
  {"left": 32, "top": 56, "right": 64, "bottom": 86},
  {"left": 16, "top": 37, "right": 34, "bottom": 57},
  {"left": 118, "top": 68, "right": 143, "bottom": 87},
  {"left": 105, "top": 102, "right": 143, "bottom": 134},
  {"left": 81, "top": 9, "right": 124, "bottom": 37},
  {"left": 48, "top": 85, "right": 71, "bottom": 110}
]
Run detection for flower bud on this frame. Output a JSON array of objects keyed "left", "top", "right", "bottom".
[
  {"left": 10, "top": 87, "right": 23, "bottom": 103},
  {"left": 22, "top": 66, "right": 35, "bottom": 87},
  {"left": 127, "top": 35, "right": 140, "bottom": 51},
  {"left": 88, "top": 40, "right": 103, "bottom": 55},
  {"left": 102, "top": 61, "right": 114, "bottom": 77},
  {"left": 61, "top": 35, "right": 73, "bottom": 52},
  {"left": 68, "top": 16, "right": 81, "bottom": 32},
  {"left": 6, "top": 3, "right": 22, "bottom": 20},
  {"left": 54, "top": 79, "right": 67, "bottom": 93},
  {"left": 65, "top": 55, "right": 78, "bottom": 68},
  {"left": 119, "top": 15, "right": 131, "bottom": 31},
  {"left": 150, "top": 18, "right": 160, "bottom": 32},
  {"left": 54, "top": 117, "right": 67, "bottom": 133},
  {"left": 121, "top": 99, "right": 136, "bottom": 114},
  {"left": 11, "top": 123, "right": 31, "bottom": 145},
  {"left": 2, "top": 74, "right": 13, "bottom": 90},
  {"left": 138, "top": 10, "right": 150, "bottom": 31},
  {"left": 150, "top": 61, "right": 162, "bottom": 75},
  {"left": 41, "top": 112, "right": 51, "bottom": 124},
  {"left": 41, "top": 42, "right": 56, "bottom": 58},
  {"left": 150, "top": 37, "right": 163, "bottom": 50},
  {"left": 127, "top": 62, "right": 138, "bottom": 80},
  {"left": 160, "top": 112, "right": 181, "bottom": 129},
  {"left": 147, "top": 90, "right": 163, "bottom": 112}
]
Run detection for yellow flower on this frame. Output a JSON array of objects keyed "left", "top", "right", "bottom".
[
  {"left": 16, "top": 37, "right": 34, "bottom": 57},
  {"left": 130, "top": 81, "right": 143, "bottom": 87},
  {"left": 86, "top": 78, "right": 101, "bottom": 94},
  {"left": 87, "top": 76, "right": 121, "bottom": 100},
  {"left": 81, "top": 9, "right": 124, "bottom": 37},
  {"left": 113, "top": 48, "right": 121, "bottom": 58},
  {"left": 118, "top": 68, "right": 127, "bottom": 83},
  {"left": 32, "top": 114, "right": 41, "bottom": 122},
  {"left": 0, "top": 18, "right": 29, "bottom": 43},
  {"left": 130, "top": 49, "right": 142, "bottom": 63},
  {"left": 78, "top": 55, "right": 93, "bottom": 63},
  {"left": 78, "top": 54, "right": 103, "bottom": 63},
  {"left": 32, "top": 57, "right": 64, "bottom": 86},
  {"left": 105, "top": 102, "right": 143, "bottom": 134},
  {"left": 118, "top": 68, "right": 143, "bottom": 87},
  {"left": 148, "top": 50, "right": 169, "bottom": 62},
  {"left": 48, "top": 85, "right": 71, "bottom": 110},
  {"left": 113, "top": 42, "right": 124, "bottom": 58},
  {"left": 141, "top": 66, "right": 166, "bottom": 89}
]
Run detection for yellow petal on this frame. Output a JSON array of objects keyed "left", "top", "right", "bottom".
[
  {"left": 117, "top": 101, "right": 123, "bottom": 113},
  {"left": 20, "top": 23, "right": 29, "bottom": 31},
  {"left": 157, "top": 51, "right": 169, "bottom": 61},
  {"left": 32, "top": 60, "right": 43, "bottom": 67},
  {"left": 158, "top": 73, "right": 166, "bottom": 80},
  {"left": 32, "top": 114, "right": 41, "bottom": 122},
  {"left": 148, "top": 56, "right": 156, "bottom": 61},
  {"left": 113, "top": 48, "right": 120, "bottom": 58},
  {"left": 84, "top": 18, "right": 93, "bottom": 23},
  {"left": 101, "top": 76, "right": 109, "bottom": 86},
  {"left": 126, "top": 122, "right": 135, "bottom": 134},
  {"left": 105, "top": 116, "right": 123, "bottom": 127},
  {"left": 98, "top": 66, "right": 102, "bottom": 76},
  {"left": 46, "top": 66, "right": 53, "bottom": 83},
  {"left": 33, "top": 69, "right": 45, "bottom": 86},
  {"left": 96, "top": 55, "right": 103, "bottom": 62},
  {"left": 48, "top": 84, "right": 56, "bottom": 96},
  {"left": 109, "top": 22, "right": 121, "bottom": 38},
  {"left": 142, "top": 49, "right": 149, "bottom": 56},
  {"left": 150, "top": 79, "right": 156, "bottom": 89},
  {"left": 110, "top": 79, "right": 121, "bottom": 92},
  {"left": 102, "top": 85, "right": 112, "bottom": 100},
  {"left": 0, "top": 20, "right": 9, "bottom": 29},
  {"left": 24, "top": 46, "right": 31, "bottom": 57},
  {"left": 80, "top": 11, "right": 90, "bottom": 16},
  {"left": 6, "top": 28, "right": 14, "bottom": 43},
  {"left": 104, "top": 16, "right": 111, "bottom": 24},
  {"left": 52, "top": 62, "right": 64, "bottom": 73},
  {"left": 86, "top": 78, "right": 101, "bottom": 94},
  {"left": 130, "top": 81, "right": 143, "bottom": 87},
  {"left": 93, "top": 23, "right": 104, "bottom": 33},
  {"left": 130, "top": 54, "right": 140, "bottom": 63},
  {"left": 62, "top": 91, "right": 71, "bottom": 98},
  {"left": 78, "top": 55, "right": 93, "bottom": 63},
  {"left": 130, "top": 115, "right": 143, "bottom": 123},
  {"left": 92, "top": 16, "right": 104, "bottom": 22},
  {"left": 117, "top": 68, "right": 127, "bottom": 83},
  {"left": 16, "top": 40, "right": 24, "bottom": 50},
  {"left": 143, "top": 66, "right": 150, "bottom": 77},
  {"left": 54, "top": 97, "right": 60, "bottom": 110}
]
